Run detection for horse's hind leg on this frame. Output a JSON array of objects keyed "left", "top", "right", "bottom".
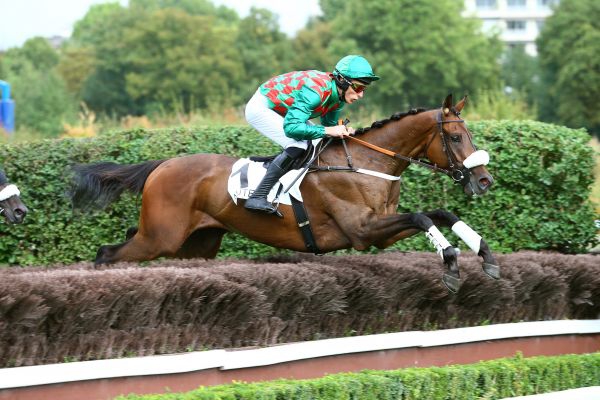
[
  {"left": 174, "top": 227, "right": 228, "bottom": 259},
  {"left": 125, "top": 227, "right": 138, "bottom": 240},
  {"left": 95, "top": 233, "right": 167, "bottom": 266},
  {"left": 424, "top": 209, "right": 500, "bottom": 279}
]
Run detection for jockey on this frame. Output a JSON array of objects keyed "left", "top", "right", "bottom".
[{"left": 244, "top": 54, "right": 380, "bottom": 215}]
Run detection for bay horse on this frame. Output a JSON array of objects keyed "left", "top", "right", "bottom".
[
  {"left": 0, "top": 168, "right": 27, "bottom": 224},
  {"left": 70, "top": 94, "right": 499, "bottom": 293}
]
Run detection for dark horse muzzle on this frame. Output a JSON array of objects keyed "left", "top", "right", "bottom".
[
  {"left": 452, "top": 150, "right": 493, "bottom": 196},
  {"left": 0, "top": 184, "right": 28, "bottom": 224}
]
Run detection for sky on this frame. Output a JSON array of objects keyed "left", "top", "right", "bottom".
[{"left": 0, "top": 0, "right": 322, "bottom": 51}]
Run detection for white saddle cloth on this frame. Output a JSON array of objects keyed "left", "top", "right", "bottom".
[{"left": 228, "top": 158, "right": 308, "bottom": 206}]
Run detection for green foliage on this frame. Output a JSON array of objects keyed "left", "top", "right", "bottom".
[
  {"left": 464, "top": 89, "right": 536, "bottom": 121},
  {"left": 326, "top": 0, "right": 504, "bottom": 114},
  {"left": 235, "top": 7, "right": 294, "bottom": 101},
  {"left": 290, "top": 21, "right": 337, "bottom": 72},
  {"left": 117, "top": 353, "right": 600, "bottom": 400},
  {"left": 501, "top": 46, "right": 539, "bottom": 107},
  {"left": 70, "top": 2, "right": 247, "bottom": 117},
  {"left": 537, "top": 0, "right": 600, "bottom": 136},
  {"left": 123, "top": 9, "right": 243, "bottom": 112},
  {"left": 391, "top": 120, "right": 597, "bottom": 254},
  {"left": 71, "top": 3, "right": 128, "bottom": 47},
  {"left": 0, "top": 38, "right": 78, "bottom": 136},
  {"left": 0, "top": 120, "right": 597, "bottom": 265}
]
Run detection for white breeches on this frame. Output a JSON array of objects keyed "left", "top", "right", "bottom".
[{"left": 244, "top": 90, "right": 308, "bottom": 150}]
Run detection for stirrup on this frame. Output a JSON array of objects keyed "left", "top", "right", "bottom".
[{"left": 244, "top": 198, "right": 284, "bottom": 218}]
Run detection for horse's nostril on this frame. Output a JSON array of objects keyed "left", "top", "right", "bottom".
[
  {"left": 479, "top": 177, "right": 491, "bottom": 189},
  {"left": 15, "top": 209, "right": 26, "bottom": 217}
]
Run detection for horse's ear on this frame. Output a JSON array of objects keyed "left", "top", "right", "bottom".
[
  {"left": 442, "top": 93, "right": 453, "bottom": 115},
  {"left": 455, "top": 95, "right": 468, "bottom": 113}
]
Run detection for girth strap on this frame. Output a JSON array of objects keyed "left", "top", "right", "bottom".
[{"left": 290, "top": 196, "right": 321, "bottom": 254}]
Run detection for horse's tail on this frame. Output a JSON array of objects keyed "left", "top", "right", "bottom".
[{"left": 69, "top": 160, "right": 166, "bottom": 210}]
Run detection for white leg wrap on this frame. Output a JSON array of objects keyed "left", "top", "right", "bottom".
[
  {"left": 425, "top": 226, "right": 452, "bottom": 259},
  {"left": 452, "top": 221, "right": 481, "bottom": 254}
]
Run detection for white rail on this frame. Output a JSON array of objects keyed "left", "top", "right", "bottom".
[{"left": 1, "top": 319, "right": 599, "bottom": 390}]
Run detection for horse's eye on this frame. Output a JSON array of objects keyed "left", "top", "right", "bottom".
[{"left": 450, "top": 135, "right": 461, "bottom": 143}]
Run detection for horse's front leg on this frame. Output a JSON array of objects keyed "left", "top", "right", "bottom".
[
  {"left": 363, "top": 212, "right": 462, "bottom": 293},
  {"left": 423, "top": 209, "right": 500, "bottom": 280}
]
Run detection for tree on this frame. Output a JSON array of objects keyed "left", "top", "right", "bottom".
[
  {"left": 290, "top": 20, "right": 337, "bottom": 72},
  {"left": 129, "top": 0, "right": 238, "bottom": 22},
  {"left": 119, "top": 9, "right": 244, "bottom": 112},
  {"left": 501, "top": 45, "right": 539, "bottom": 105},
  {"left": 235, "top": 7, "right": 293, "bottom": 100},
  {"left": 71, "top": 3, "right": 139, "bottom": 115},
  {"left": 327, "top": 0, "right": 503, "bottom": 113},
  {"left": 56, "top": 47, "right": 96, "bottom": 96},
  {"left": 1, "top": 39, "right": 77, "bottom": 136},
  {"left": 536, "top": 0, "right": 600, "bottom": 136},
  {"left": 70, "top": 1, "right": 245, "bottom": 116}
]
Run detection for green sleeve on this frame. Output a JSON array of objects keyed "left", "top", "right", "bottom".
[
  {"left": 320, "top": 108, "right": 341, "bottom": 127},
  {"left": 283, "top": 87, "right": 326, "bottom": 140}
]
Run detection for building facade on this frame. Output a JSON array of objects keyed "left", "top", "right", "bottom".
[{"left": 463, "top": 0, "right": 559, "bottom": 55}]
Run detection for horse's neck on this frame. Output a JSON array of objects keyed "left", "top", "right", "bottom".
[
  {"left": 353, "top": 111, "right": 435, "bottom": 170},
  {"left": 319, "top": 111, "right": 435, "bottom": 175}
]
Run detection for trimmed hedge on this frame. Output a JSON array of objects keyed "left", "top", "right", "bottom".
[
  {"left": 0, "top": 120, "right": 597, "bottom": 265},
  {"left": 2, "top": 251, "right": 598, "bottom": 368},
  {"left": 116, "top": 352, "right": 600, "bottom": 400}
]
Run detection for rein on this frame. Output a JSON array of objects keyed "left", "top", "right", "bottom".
[
  {"left": 308, "top": 109, "right": 488, "bottom": 187},
  {"left": 343, "top": 110, "right": 468, "bottom": 180},
  {"left": 345, "top": 135, "right": 454, "bottom": 177}
]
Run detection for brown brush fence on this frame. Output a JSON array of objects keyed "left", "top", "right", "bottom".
[{"left": 1, "top": 251, "right": 598, "bottom": 368}]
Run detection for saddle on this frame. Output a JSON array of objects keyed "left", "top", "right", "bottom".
[
  {"left": 228, "top": 140, "right": 323, "bottom": 206},
  {"left": 228, "top": 140, "right": 324, "bottom": 254}
]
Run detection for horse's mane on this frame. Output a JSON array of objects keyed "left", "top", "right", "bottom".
[{"left": 354, "top": 108, "right": 428, "bottom": 135}]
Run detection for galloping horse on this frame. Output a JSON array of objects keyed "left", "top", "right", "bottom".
[
  {"left": 70, "top": 94, "right": 499, "bottom": 292},
  {"left": 0, "top": 168, "right": 27, "bottom": 224}
]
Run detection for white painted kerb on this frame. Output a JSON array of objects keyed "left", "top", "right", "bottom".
[{"left": 1, "top": 320, "right": 598, "bottom": 389}]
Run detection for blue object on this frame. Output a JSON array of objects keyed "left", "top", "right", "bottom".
[{"left": 0, "top": 80, "right": 15, "bottom": 133}]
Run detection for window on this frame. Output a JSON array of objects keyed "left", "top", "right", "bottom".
[
  {"left": 536, "top": 20, "right": 545, "bottom": 31},
  {"left": 476, "top": 0, "right": 497, "bottom": 9},
  {"left": 507, "top": 0, "right": 526, "bottom": 7},
  {"left": 538, "top": 0, "right": 559, "bottom": 7},
  {"left": 506, "top": 20, "right": 526, "bottom": 30}
]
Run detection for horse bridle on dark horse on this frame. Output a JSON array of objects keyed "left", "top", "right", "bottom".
[{"left": 337, "top": 110, "right": 490, "bottom": 188}]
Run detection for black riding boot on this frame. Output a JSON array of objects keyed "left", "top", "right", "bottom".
[{"left": 244, "top": 150, "right": 296, "bottom": 215}]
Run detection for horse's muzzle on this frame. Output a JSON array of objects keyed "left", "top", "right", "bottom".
[
  {"left": 1, "top": 204, "right": 28, "bottom": 224},
  {"left": 463, "top": 167, "right": 494, "bottom": 196}
]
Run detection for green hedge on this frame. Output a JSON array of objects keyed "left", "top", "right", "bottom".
[
  {"left": 0, "top": 120, "right": 597, "bottom": 265},
  {"left": 116, "top": 352, "right": 600, "bottom": 400}
]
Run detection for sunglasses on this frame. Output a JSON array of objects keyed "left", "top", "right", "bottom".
[{"left": 350, "top": 81, "right": 368, "bottom": 93}]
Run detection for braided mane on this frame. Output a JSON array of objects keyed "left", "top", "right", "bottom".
[{"left": 354, "top": 108, "right": 428, "bottom": 135}]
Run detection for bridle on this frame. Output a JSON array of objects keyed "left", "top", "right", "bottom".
[
  {"left": 428, "top": 109, "right": 479, "bottom": 185},
  {"left": 345, "top": 109, "right": 488, "bottom": 186}
]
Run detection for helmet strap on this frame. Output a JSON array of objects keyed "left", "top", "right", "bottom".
[{"left": 332, "top": 70, "right": 350, "bottom": 103}]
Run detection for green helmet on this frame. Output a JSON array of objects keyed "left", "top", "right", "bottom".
[{"left": 334, "top": 55, "right": 380, "bottom": 83}]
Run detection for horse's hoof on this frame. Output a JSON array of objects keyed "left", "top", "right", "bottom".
[
  {"left": 482, "top": 262, "right": 500, "bottom": 279},
  {"left": 442, "top": 272, "right": 461, "bottom": 294}
]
